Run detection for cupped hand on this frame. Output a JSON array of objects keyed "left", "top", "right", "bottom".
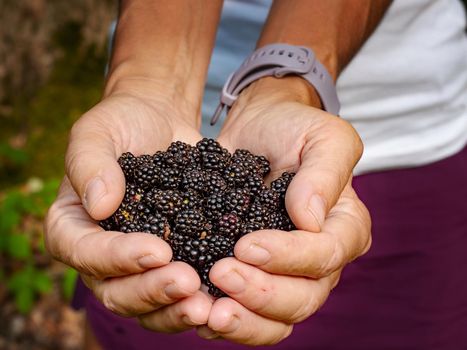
[
  {"left": 197, "top": 79, "right": 371, "bottom": 345},
  {"left": 45, "top": 81, "right": 212, "bottom": 333}
]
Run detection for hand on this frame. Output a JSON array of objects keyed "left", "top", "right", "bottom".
[
  {"left": 197, "top": 78, "right": 371, "bottom": 345},
  {"left": 45, "top": 79, "right": 212, "bottom": 333}
]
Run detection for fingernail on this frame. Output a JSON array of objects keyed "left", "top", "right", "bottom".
[
  {"left": 137, "top": 254, "right": 160, "bottom": 268},
  {"left": 218, "top": 270, "right": 245, "bottom": 294},
  {"left": 182, "top": 315, "right": 197, "bottom": 326},
  {"left": 222, "top": 316, "right": 241, "bottom": 333},
  {"left": 238, "top": 242, "right": 270, "bottom": 265},
  {"left": 308, "top": 194, "right": 326, "bottom": 230},
  {"left": 83, "top": 177, "right": 107, "bottom": 212},
  {"left": 198, "top": 326, "right": 219, "bottom": 339},
  {"left": 164, "top": 283, "right": 188, "bottom": 299}
]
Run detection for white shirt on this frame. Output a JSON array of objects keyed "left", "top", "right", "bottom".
[{"left": 201, "top": 0, "right": 467, "bottom": 175}]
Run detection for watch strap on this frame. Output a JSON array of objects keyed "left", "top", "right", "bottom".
[{"left": 210, "top": 43, "right": 340, "bottom": 125}]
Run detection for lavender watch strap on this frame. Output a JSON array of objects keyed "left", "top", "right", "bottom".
[{"left": 210, "top": 43, "right": 340, "bottom": 125}]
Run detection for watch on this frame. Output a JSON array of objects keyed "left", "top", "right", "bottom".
[{"left": 210, "top": 43, "right": 340, "bottom": 125}]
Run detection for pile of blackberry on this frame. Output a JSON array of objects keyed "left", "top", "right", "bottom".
[{"left": 100, "top": 138, "right": 295, "bottom": 296}]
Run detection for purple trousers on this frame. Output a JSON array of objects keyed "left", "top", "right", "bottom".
[{"left": 73, "top": 147, "right": 467, "bottom": 349}]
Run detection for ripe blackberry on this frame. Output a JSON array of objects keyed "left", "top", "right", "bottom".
[
  {"left": 201, "top": 152, "right": 229, "bottom": 172},
  {"left": 247, "top": 202, "right": 270, "bottom": 226},
  {"left": 158, "top": 167, "right": 181, "bottom": 189},
  {"left": 271, "top": 172, "right": 295, "bottom": 204},
  {"left": 197, "top": 138, "right": 230, "bottom": 171},
  {"left": 204, "top": 192, "right": 225, "bottom": 221},
  {"left": 181, "top": 168, "right": 206, "bottom": 193},
  {"left": 241, "top": 220, "right": 265, "bottom": 235},
  {"left": 205, "top": 171, "right": 227, "bottom": 194},
  {"left": 122, "top": 183, "right": 145, "bottom": 205},
  {"left": 270, "top": 211, "right": 296, "bottom": 231},
  {"left": 101, "top": 138, "right": 296, "bottom": 297},
  {"left": 174, "top": 209, "right": 210, "bottom": 238},
  {"left": 134, "top": 160, "right": 160, "bottom": 189},
  {"left": 224, "top": 162, "right": 248, "bottom": 187},
  {"left": 256, "top": 188, "right": 280, "bottom": 211},
  {"left": 255, "top": 155, "right": 271, "bottom": 176},
  {"left": 196, "top": 138, "right": 227, "bottom": 155},
  {"left": 231, "top": 149, "right": 259, "bottom": 176},
  {"left": 218, "top": 212, "right": 242, "bottom": 238},
  {"left": 225, "top": 188, "right": 251, "bottom": 217},
  {"left": 165, "top": 141, "right": 200, "bottom": 169},
  {"left": 244, "top": 173, "right": 267, "bottom": 196},
  {"left": 146, "top": 189, "right": 182, "bottom": 218},
  {"left": 142, "top": 213, "right": 171, "bottom": 238},
  {"left": 118, "top": 152, "right": 137, "bottom": 180},
  {"left": 180, "top": 189, "right": 203, "bottom": 211}
]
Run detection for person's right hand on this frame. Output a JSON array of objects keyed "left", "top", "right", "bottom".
[{"left": 44, "top": 79, "right": 212, "bottom": 332}]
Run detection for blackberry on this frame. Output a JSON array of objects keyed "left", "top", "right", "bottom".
[
  {"left": 134, "top": 161, "right": 160, "bottom": 189},
  {"left": 224, "top": 162, "right": 248, "bottom": 187},
  {"left": 118, "top": 152, "right": 137, "bottom": 180},
  {"left": 205, "top": 171, "right": 227, "bottom": 194},
  {"left": 142, "top": 213, "right": 171, "bottom": 238},
  {"left": 197, "top": 138, "right": 230, "bottom": 171},
  {"left": 271, "top": 172, "right": 295, "bottom": 204},
  {"left": 231, "top": 149, "right": 259, "bottom": 177},
  {"left": 256, "top": 188, "right": 280, "bottom": 211},
  {"left": 147, "top": 189, "right": 182, "bottom": 218},
  {"left": 180, "top": 189, "right": 203, "bottom": 211},
  {"left": 174, "top": 209, "right": 210, "bottom": 238},
  {"left": 218, "top": 212, "right": 242, "bottom": 238},
  {"left": 165, "top": 141, "right": 200, "bottom": 169},
  {"left": 246, "top": 202, "right": 270, "bottom": 226},
  {"left": 225, "top": 188, "right": 251, "bottom": 217},
  {"left": 204, "top": 192, "right": 225, "bottom": 221},
  {"left": 255, "top": 155, "right": 271, "bottom": 176},
  {"left": 158, "top": 167, "right": 181, "bottom": 189},
  {"left": 270, "top": 211, "right": 296, "bottom": 231},
  {"left": 181, "top": 168, "right": 206, "bottom": 193},
  {"left": 241, "top": 220, "right": 265, "bottom": 235},
  {"left": 244, "top": 173, "right": 267, "bottom": 196},
  {"left": 100, "top": 138, "right": 296, "bottom": 297}
]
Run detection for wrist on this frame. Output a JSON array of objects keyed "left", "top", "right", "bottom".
[
  {"left": 103, "top": 74, "right": 201, "bottom": 128},
  {"left": 231, "top": 76, "right": 322, "bottom": 115}
]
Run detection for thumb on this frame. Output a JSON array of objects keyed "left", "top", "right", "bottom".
[
  {"left": 66, "top": 116, "right": 125, "bottom": 220},
  {"left": 285, "top": 118, "right": 363, "bottom": 232}
]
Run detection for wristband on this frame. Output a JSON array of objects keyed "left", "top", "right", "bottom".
[{"left": 210, "top": 43, "right": 340, "bottom": 125}]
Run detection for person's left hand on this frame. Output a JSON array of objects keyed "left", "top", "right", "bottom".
[{"left": 196, "top": 78, "right": 372, "bottom": 345}]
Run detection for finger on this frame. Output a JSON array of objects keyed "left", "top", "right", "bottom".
[
  {"left": 66, "top": 111, "right": 125, "bottom": 220},
  {"left": 45, "top": 178, "right": 172, "bottom": 278},
  {"left": 198, "top": 298, "right": 293, "bottom": 345},
  {"left": 86, "top": 262, "right": 200, "bottom": 317},
  {"left": 209, "top": 258, "right": 339, "bottom": 323},
  {"left": 138, "top": 290, "right": 212, "bottom": 333},
  {"left": 286, "top": 115, "right": 363, "bottom": 232},
  {"left": 234, "top": 185, "right": 371, "bottom": 278}
]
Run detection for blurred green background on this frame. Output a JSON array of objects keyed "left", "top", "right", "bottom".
[{"left": 0, "top": 1, "right": 116, "bottom": 349}]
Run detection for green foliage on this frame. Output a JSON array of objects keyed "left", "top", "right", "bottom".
[
  {"left": 62, "top": 267, "right": 79, "bottom": 301},
  {"left": 0, "top": 178, "right": 68, "bottom": 314}
]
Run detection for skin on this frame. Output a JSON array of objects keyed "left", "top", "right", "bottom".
[{"left": 44, "top": 0, "right": 391, "bottom": 346}]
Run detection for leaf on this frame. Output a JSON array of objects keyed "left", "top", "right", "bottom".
[
  {"left": 15, "top": 288, "right": 34, "bottom": 314},
  {"left": 7, "top": 233, "right": 31, "bottom": 260},
  {"left": 7, "top": 268, "right": 32, "bottom": 292},
  {"left": 32, "top": 270, "right": 52, "bottom": 294},
  {"left": 62, "top": 268, "right": 78, "bottom": 301}
]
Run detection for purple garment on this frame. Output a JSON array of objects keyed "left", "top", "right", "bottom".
[{"left": 73, "top": 146, "right": 467, "bottom": 350}]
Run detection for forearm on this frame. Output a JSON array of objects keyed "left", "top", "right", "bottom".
[
  {"left": 105, "top": 0, "right": 223, "bottom": 118},
  {"left": 239, "top": 0, "right": 391, "bottom": 109}
]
